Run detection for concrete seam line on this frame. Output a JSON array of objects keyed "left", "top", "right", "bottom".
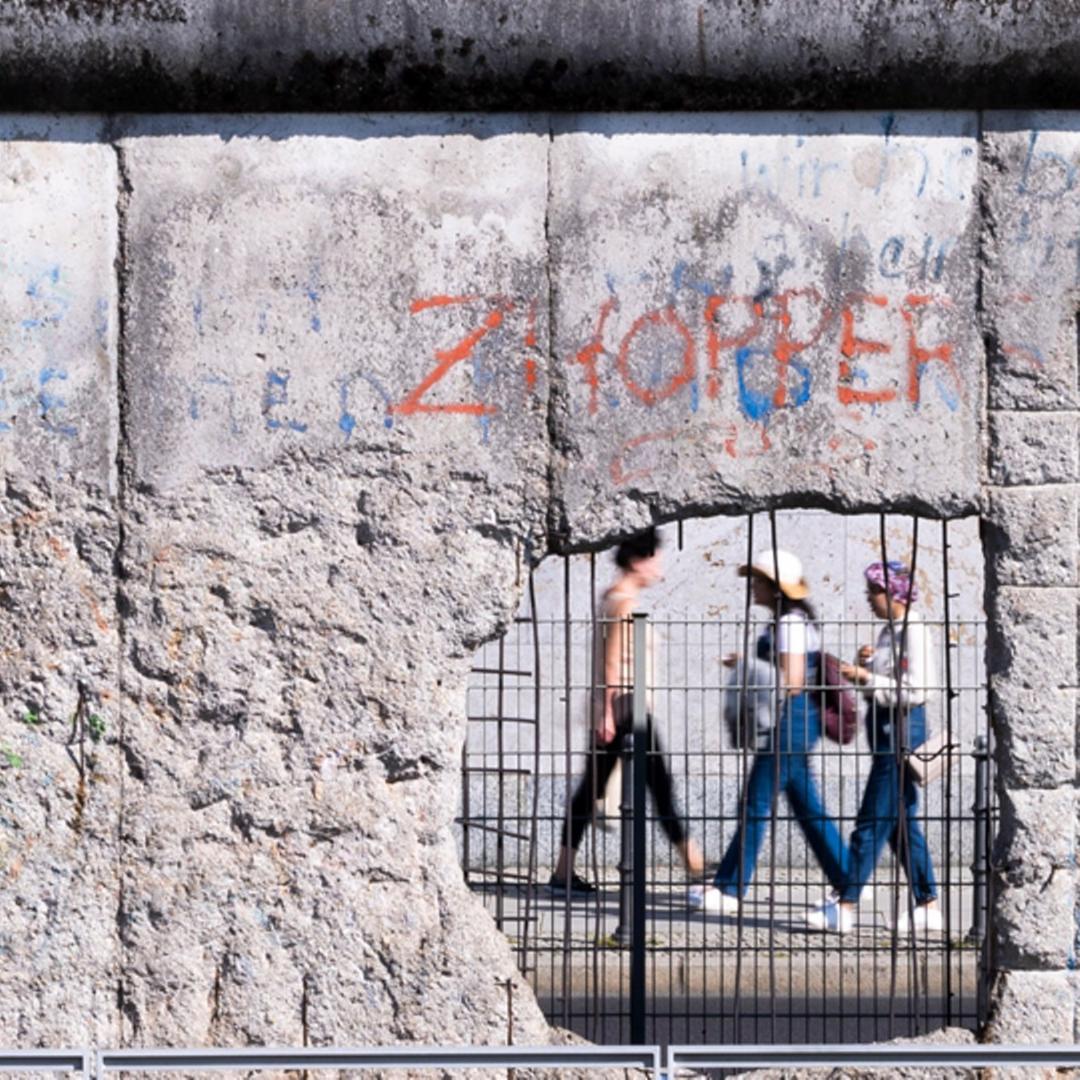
[{"left": 109, "top": 127, "right": 135, "bottom": 1047}]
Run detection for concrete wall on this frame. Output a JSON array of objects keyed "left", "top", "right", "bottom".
[
  {"left": 0, "top": 112, "right": 1076, "bottom": 1047},
  {"left": 6, "top": 3, "right": 1080, "bottom": 111}
]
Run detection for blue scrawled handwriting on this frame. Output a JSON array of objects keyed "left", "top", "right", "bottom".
[
  {"left": 1018, "top": 131, "right": 1079, "bottom": 200},
  {"left": 21, "top": 266, "right": 70, "bottom": 331},
  {"left": 735, "top": 345, "right": 811, "bottom": 423},
  {"left": 263, "top": 370, "right": 308, "bottom": 433},
  {"left": 337, "top": 371, "right": 394, "bottom": 437},
  {"left": 38, "top": 368, "right": 76, "bottom": 438}
]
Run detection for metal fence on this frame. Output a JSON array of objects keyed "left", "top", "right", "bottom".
[{"left": 461, "top": 517, "right": 994, "bottom": 1049}]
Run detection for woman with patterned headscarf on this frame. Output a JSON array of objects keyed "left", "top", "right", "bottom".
[{"left": 806, "top": 560, "right": 941, "bottom": 935}]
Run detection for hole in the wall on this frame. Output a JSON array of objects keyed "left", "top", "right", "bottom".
[{"left": 459, "top": 509, "right": 992, "bottom": 1047}]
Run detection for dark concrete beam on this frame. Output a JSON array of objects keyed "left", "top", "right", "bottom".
[{"left": 3, "top": 1, "right": 1080, "bottom": 111}]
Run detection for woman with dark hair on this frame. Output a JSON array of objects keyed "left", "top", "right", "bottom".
[
  {"left": 807, "top": 560, "right": 940, "bottom": 934},
  {"left": 548, "top": 526, "right": 703, "bottom": 896},
  {"left": 690, "top": 549, "right": 848, "bottom": 914}
]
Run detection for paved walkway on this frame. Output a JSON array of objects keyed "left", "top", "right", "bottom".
[{"left": 476, "top": 869, "right": 983, "bottom": 1046}]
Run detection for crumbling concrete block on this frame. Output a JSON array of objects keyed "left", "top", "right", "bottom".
[
  {"left": 115, "top": 117, "right": 556, "bottom": 1045},
  {"left": 992, "top": 788, "right": 1077, "bottom": 970},
  {"left": 985, "top": 486, "right": 1079, "bottom": 588},
  {"left": 0, "top": 124, "right": 121, "bottom": 1046},
  {"left": 548, "top": 115, "right": 982, "bottom": 544},
  {"left": 984, "top": 970, "right": 1077, "bottom": 1043},
  {"left": 988, "top": 412, "right": 1080, "bottom": 487}
]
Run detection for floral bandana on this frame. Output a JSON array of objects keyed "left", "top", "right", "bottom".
[{"left": 864, "top": 560, "right": 917, "bottom": 605}]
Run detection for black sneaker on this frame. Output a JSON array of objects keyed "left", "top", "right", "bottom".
[{"left": 545, "top": 873, "right": 597, "bottom": 897}]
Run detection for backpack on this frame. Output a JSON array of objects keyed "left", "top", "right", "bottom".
[
  {"left": 723, "top": 656, "right": 776, "bottom": 751},
  {"left": 818, "top": 652, "right": 859, "bottom": 744},
  {"left": 752, "top": 619, "right": 859, "bottom": 745}
]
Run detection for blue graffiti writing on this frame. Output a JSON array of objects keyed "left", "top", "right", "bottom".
[
  {"left": 263, "top": 370, "right": 308, "bottom": 433},
  {"left": 38, "top": 368, "right": 76, "bottom": 438}
]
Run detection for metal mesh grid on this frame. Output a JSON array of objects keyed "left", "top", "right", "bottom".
[{"left": 460, "top": 515, "right": 993, "bottom": 1048}]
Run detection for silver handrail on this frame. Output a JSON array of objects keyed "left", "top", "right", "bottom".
[
  {"left": 0, "top": 1051, "right": 89, "bottom": 1080},
  {"left": 96, "top": 1044, "right": 660, "bottom": 1080},
  {"left": 666, "top": 1043, "right": 1080, "bottom": 1073}
]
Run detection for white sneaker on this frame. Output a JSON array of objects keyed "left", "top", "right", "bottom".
[
  {"left": 896, "top": 903, "right": 944, "bottom": 934},
  {"left": 688, "top": 885, "right": 740, "bottom": 915},
  {"left": 806, "top": 900, "right": 854, "bottom": 934}
]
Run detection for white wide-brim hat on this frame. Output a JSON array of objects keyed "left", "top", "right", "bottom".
[{"left": 738, "top": 548, "right": 810, "bottom": 601}]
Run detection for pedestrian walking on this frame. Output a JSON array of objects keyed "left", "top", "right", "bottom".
[
  {"left": 547, "top": 527, "right": 703, "bottom": 896},
  {"left": 807, "top": 560, "right": 941, "bottom": 934},
  {"left": 690, "top": 549, "right": 848, "bottom": 914}
]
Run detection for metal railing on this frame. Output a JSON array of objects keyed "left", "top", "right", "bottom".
[
  {"left": 96, "top": 1045, "right": 660, "bottom": 1077},
  {"left": 0, "top": 1046, "right": 659, "bottom": 1080},
  {"left": 10, "top": 1042, "right": 1080, "bottom": 1079},
  {"left": 0, "top": 1052, "right": 89, "bottom": 1080},
  {"left": 665, "top": 1043, "right": 1080, "bottom": 1074}
]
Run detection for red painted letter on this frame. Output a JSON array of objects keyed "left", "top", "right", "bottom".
[
  {"left": 573, "top": 297, "right": 619, "bottom": 416},
  {"left": 704, "top": 295, "right": 762, "bottom": 400},
  {"left": 838, "top": 293, "right": 896, "bottom": 405},
  {"left": 392, "top": 297, "right": 511, "bottom": 416},
  {"left": 617, "top": 307, "right": 696, "bottom": 407},
  {"left": 901, "top": 294, "right": 960, "bottom": 407}
]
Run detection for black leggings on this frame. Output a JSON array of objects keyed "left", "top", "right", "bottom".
[{"left": 561, "top": 696, "right": 688, "bottom": 851}]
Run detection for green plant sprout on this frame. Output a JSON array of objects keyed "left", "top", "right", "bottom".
[
  {"left": 87, "top": 714, "right": 106, "bottom": 743},
  {"left": 1, "top": 747, "right": 23, "bottom": 768},
  {"left": 20, "top": 710, "right": 40, "bottom": 727}
]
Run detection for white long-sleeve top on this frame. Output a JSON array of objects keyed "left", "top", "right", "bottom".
[{"left": 864, "top": 610, "right": 936, "bottom": 708}]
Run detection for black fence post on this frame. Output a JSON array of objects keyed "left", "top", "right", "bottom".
[
  {"left": 613, "top": 613, "right": 648, "bottom": 1045},
  {"left": 630, "top": 612, "right": 648, "bottom": 1045},
  {"left": 969, "top": 734, "right": 990, "bottom": 945},
  {"left": 615, "top": 718, "right": 635, "bottom": 948}
]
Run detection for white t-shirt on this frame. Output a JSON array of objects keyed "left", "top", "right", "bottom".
[
  {"left": 774, "top": 611, "right": 821, "bottom": 656},
  {"left": 864, "top": 610, "right": 935, "bottom": 708}
]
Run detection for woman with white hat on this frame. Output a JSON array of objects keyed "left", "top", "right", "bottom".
[{"left": 690, "top": 548, "right": 848, "bottom": 914}]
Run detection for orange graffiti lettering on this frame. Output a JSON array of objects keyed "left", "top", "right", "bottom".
[
  {"left": 523, "top": 300, "right": 539, "bottom": 393},
  {"left": 770, "top": 288, "right": 831, "bottom": 408},
  {"left": 617, "top": 307, "right": 696, "bottom": 407},
  {"left": 610, "top": 428, "right": 681, "bottom": 486},
  {"left": 392, "top": 297, "right": 512, "bottom": 417},
  {"left": 704, "top": 295, "right": 762, "bottom": 400},
  {"left": 574, "top": 297, "right": 619, "bottom": 415},
  {"left": 901, "top": 294, "right": 959, "bottom": 406},
  {"left": 409, "top": 294, "right": 483, "bottom": 314},
  {"left": 838, "top": 293, "right": 896, "bottom": 405},
  {"left": 724, "top": 422, "right": 773, "bottom": 459}
]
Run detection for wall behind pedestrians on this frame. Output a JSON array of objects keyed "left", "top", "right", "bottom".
[
  {"left": 0, "top": 111, "right": 1075, "bottom": 1048},
  {"left": 479, "top": 511, "right": 986, "bottom": 871}
]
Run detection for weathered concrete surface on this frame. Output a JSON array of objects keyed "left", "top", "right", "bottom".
[
  {"left": 0, "top": 128, "right": 120, "bottom": 1044},
  {"left": 549, "top": 115, "right": 981, "bottom": 545},
  {"left": 0, "top": 110, "right": 1076, "bottom": 1051},
  {"left": 981, "top": 113, "right": 1080, "bottom": 1016},
  {"left": 984, "top": 971, "right": 1078, "bottom": 1044},
  {"left": 7, "top": 3, "right": 1080, "bottom": 111},
  {"left": 726, "top": 1027, "right": 979, "bottom": 1080},
  {"left": 113, "top": 117, "right": 556, "bottom": 1046}
]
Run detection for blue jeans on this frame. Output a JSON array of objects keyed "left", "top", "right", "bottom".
[
  {"left": 715, "top": 693, "right": 849, "bottom": 898},
  {"left": 840, "top": 703, "right": 937, "bottom": 904}
]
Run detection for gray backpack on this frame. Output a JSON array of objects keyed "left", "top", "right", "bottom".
[{"left": 723, "top": 656, "right": 776, "bottom": 751}]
